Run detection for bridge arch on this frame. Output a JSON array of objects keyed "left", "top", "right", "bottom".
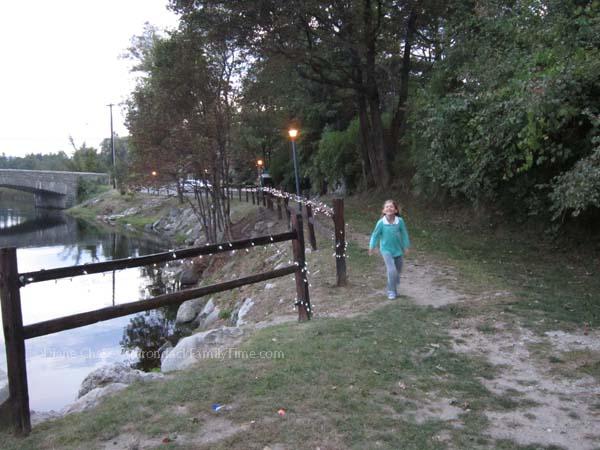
[{"left": 0, "top": 169, "right": 109, "bottom": 209}]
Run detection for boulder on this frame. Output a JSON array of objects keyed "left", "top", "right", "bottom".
[
  {"left": 64, "top": 383, "right": 129, "bottom": 415},
  {"left": 196, "top": 298, "right": 220, "bottom": 330},
  {"left": 236, "top": 298, "right": 254, "bottom": 326},
  {"left": 158, "top": 341, "right": 174, "bottom": 364},
  {"left": 78, "top": 362, "right": 163, "bottom": 398},
  {"left": 161, "top": 327, "right": 244, "bottom": 373},
  {"left": 176, "top": 298, "right": 206, "bottom": 324},
  {"left": 180, "top": 265, "right": 201, "bottom": 286}
]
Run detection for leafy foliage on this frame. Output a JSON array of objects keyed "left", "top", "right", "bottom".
[
  {"left": 312, "top": 119, "right": 363, "bottom": 193},
  {"left": 0, "top": 151, "right": 72, "bottom": 171},
  {"left": 411, "top": 0, "right": 600, "bottom": 224}
]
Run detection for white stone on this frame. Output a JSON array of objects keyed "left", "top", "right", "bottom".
[
  {"left": 63, "top": 383, "right": 128, "bottom": 414},
  {"left": 200, "top": 298, "right": 216, "bottom": 317},
  {"left": 176, "top": 298, "right": 206, "bottom": 324},
  {"left": 78, "top": 362, "right": 163, "bottom": 398},
  {"left": 236, "top": 298, "right": 254, "bottom": 326},
  {"left": 197, "top": 303, "right": 220, "bottom": 330},
  {"left": 161, "top": 327, "right": 244, "bottom": 373}
]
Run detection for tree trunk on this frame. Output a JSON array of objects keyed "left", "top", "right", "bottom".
[
  {"left": 359, "top": 0, "right": 390, "bottom": 188},
  {"left": 387, "top": 9, "right": 417, "bottom": 161}
]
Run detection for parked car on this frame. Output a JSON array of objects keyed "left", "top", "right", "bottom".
[{"left": 183, "top": 179, "right": 212, "bottom": 193}]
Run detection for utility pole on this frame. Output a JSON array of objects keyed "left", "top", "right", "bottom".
[{"left": 107, "top": 103, "right": 116, "bottom": 189}]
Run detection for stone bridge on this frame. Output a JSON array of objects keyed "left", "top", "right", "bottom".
[{"left": 0, "top": 169, "right": 109, "bottom": 209}]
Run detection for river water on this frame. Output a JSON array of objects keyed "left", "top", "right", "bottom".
[{"left": 0, "top": 195, "right": 174, "bottom": 412}]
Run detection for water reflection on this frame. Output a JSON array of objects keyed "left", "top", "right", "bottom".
[
  {"left": 121, "top": 307, "right": 182, "bottom": 372},
  {"left": 0, "top": 198, "right": 175, "bottom": 411},
  {"left": 121, "top": 265, "right": 183, "bottom": 371}
]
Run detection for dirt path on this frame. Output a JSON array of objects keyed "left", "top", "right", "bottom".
[{"left": 313, "top": 217, "right": 600, "bottom": 449}]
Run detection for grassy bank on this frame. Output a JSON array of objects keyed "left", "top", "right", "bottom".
[
  {"left": 1, "top": 189, "right": 597, "bottom": 449},
  {"left": 4, "top": 303, "right": 507, "bottom": 450},
  {"left": 344, "top": 191, "right": 600, "bottom": 332}
]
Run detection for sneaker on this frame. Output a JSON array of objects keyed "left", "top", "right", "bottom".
[{"left": 387, "top": 293, "right": 396, "bottom": 300}]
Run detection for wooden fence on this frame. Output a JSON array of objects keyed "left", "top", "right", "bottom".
[
  {"left": 0, "top": 214, "right": 311, "bottom": 435},
  {"left": 228, "top": 186, "right": 347, "bottom": 287},
  {"left": 133, "top": 183, "right": 346, "bottom": 285}
]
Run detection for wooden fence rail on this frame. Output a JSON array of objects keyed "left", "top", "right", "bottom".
[
  {"left": 0, "top": 214, "right": 311, "bottom": 435},
  {"left": 236, "top": 186, "right": 346, "bottom": 287}
]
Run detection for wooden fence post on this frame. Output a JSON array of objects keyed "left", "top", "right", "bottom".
[
  {"left": 251, "top": 189, "right": 255, "bottom": 205},
  {"left": 277, "top": 197, "right": 283, "bottom": 220},
  {"left": 0, "top": 248, "right": 31, "bottom": 434},
  {"left": 238, "top": 187, "right": 241, "bottom": 201},
  {"left": 284, "top": 198, "right": 291, "bottom": 229},
  {"left": 291, "top": 214, "right": 311, "bottom": 321},
  {"left": 267, "top": 193, "right": 273, "bottom": 210},
  {"left": 262, "top": 189, "right": 267, "bottom": 207},
  {"left": 245, "top": 188, "right": 249, "bottom": 202},
  {"left": 333, "top": 198, "right": 347, "bottom": 286},
  {"left": 305, "top": 203, "right": 317, "bottom": 250}
]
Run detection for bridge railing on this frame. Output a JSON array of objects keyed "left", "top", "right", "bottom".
[{"left": 0, "top": 213, "right": 311, "bottom": 435}]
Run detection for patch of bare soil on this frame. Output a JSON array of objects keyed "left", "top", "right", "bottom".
[
  {"left": 181, "top": 416, "right": 250, "bottom": 448},
  {"left": 451, "top": 317, "right": 600, "bottom": 449}
]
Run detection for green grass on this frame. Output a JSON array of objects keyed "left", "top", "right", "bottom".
[
  {"left": 115, "top": 214, "right": 160, "bottom": 228},
  {"left": 344, "top": 191, "right": 600, "bottom": 331},
  {"left": 4, "top": 188, "right": 597, "bottom": 449},
  {"left": 2, "top": 303, "right": 505, "bottom": 450}
]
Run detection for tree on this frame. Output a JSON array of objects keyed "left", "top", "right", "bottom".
[
  {"left": 410, "top": 0, "right": 600, "bottom": 225},
  {"left": 100, "top": 135, "right": 131, "bottom": 190},
  {"left": 126, "top": 23, "right": 239, "bottom": 242},
  {"left": 69, "top": 137, "right": 106, "bottom": 173},
  {"left": 170, "top": 0, "right": 441, "bottom": 188}
]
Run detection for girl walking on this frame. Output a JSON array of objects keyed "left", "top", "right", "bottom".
[{"left": 368, "top": 199, "right": 411, "bottom": 299}]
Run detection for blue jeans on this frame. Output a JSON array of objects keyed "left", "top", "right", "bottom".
[{"left": 382, "top": 253, "right": 403, "bottom": 296}]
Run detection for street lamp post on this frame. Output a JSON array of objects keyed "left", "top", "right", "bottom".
[
  {"left": 107, "top": 103, "right": 117, "bottom": 189},
  {"left": 257, "top": 159, "right": 264, "bottom": 183},
  {"left": 151, "top": 170, "right": 157, "bottom": 195},
  {"left": 288, "top": 128, "right": 301, "bottom": 210}
]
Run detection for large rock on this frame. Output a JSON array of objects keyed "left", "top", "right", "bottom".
[
  {"left": 176, "top": 297, "right": 207, "bottom": 324},
  {"left": 64, "top": 383, "right": 129, "bottom": 415},
  {"left": 236, "top": 298, "right": 254, "bottom": 326},
  {"left": 180, "top": 265, "right": 201, "bottom": 286},
  {"left": 196, "top": 298, "right": 220, "bottom": 330},
  {"left": 78, "top": 362, "right": 163, "bottom": 398},
  {"left": 161, "top": 327, "right": 244, "bottom": 373}
]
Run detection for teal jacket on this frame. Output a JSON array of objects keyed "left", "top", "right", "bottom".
[{"left": 369, "top": 216, "right": 410, "bottom": 257}]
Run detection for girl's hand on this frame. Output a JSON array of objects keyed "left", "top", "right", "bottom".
[
  {"left": 368, "top": 248, "right": 374, "bottom": 256},
  {"left": 404, "top": 248, "right": 410, "bottom": 257}
]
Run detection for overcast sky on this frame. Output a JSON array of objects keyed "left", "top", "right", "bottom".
[{"left": 0, "top": 1, "right": 179, "bottom": 157}]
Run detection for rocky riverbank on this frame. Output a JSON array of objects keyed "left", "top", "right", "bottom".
[{"left": 30, "top": 189, "right": 293, "bottom": 423}]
